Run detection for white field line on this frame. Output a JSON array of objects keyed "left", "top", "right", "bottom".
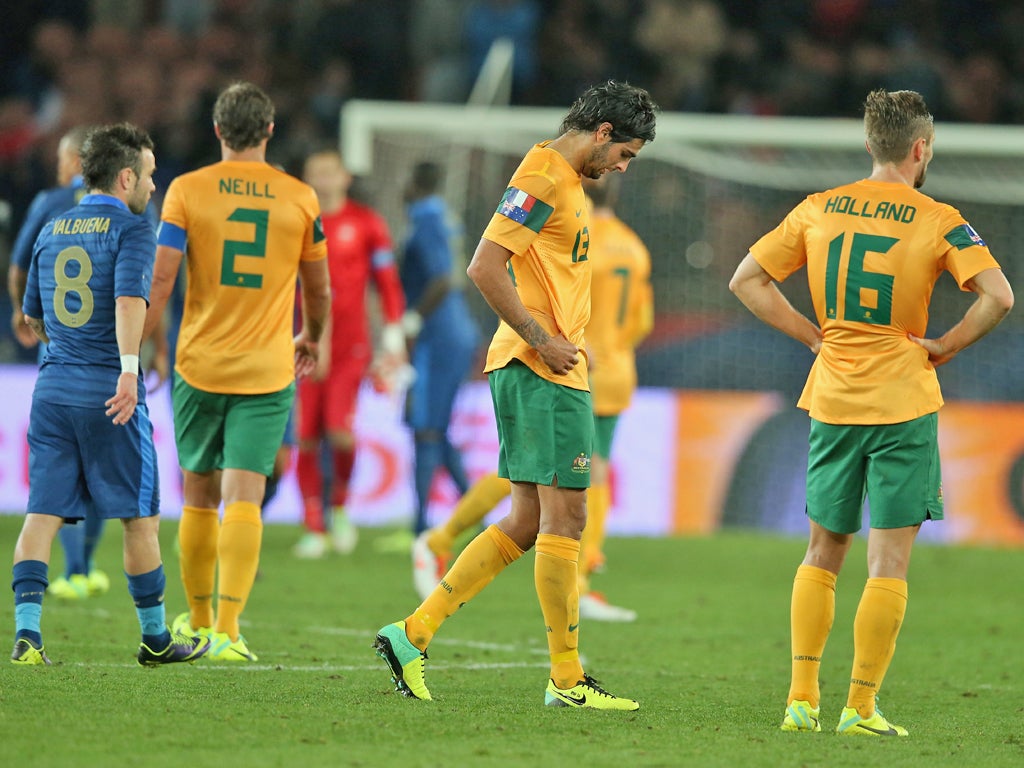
[
  {"left": 62, "top": 623, "right": 551, "bottom": 672},
  {"left": 69, "top": 660, "right": 549, "bottom": 672}
]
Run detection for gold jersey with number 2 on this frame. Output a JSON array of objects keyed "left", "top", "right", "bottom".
[
  {"left": 160, "top": 160, "right": 327, "bottom": 395},
  {"left": 750, "top": 179, "right": 1000, "bottom": 425}
]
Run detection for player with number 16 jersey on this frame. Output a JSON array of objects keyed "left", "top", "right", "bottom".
[{"left": 750, "top": 179, "right": 1000, "bottom": 425}]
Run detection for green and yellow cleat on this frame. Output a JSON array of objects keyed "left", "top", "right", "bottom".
[
  {"left": 373, "top": 621, "right": 431, "bottom": 700},
  {"left": 86, "top": 569, "right": 111, "bottom": 596},
  {"left": 206, "top": 631, "right": 258, "bottom": 662},
  {"left": 47, "top": 575, "right": 90, "bottom": 600},
  {"left": 781, "top": 699, "right": 821, "bottom": 732},
  {"left": 11, "top": 637, "right": 52, "bottom": 666},
  {"left": 544, "top": 674, "right": 639, "bottom": 711},
  {"left": 171, "top": 611, "right": 211, "bottom": 640},
  {"left": 836, "top": 705, "right": 908, "bottom": 736},
  {"left": 137, "top": 630, "right": 210, "bottom": 666}
]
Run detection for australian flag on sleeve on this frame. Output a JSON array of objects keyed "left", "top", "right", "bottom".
[{"left": 497, "top": 187, "right": 554, "bottom": 233}]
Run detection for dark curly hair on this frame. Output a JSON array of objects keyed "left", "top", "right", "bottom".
[
  {"left": 559, "top": 80, "right": 659, "bottom": 143},
  {"left": 213, "top": 82, "right": 275, "bottom": 151},
  {"left": 80, "top": 123, "right": 154, "bottom": 192}
]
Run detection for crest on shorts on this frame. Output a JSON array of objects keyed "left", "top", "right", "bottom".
[{"left": 571, "top": 452, "right": 591, "bottom": 474}]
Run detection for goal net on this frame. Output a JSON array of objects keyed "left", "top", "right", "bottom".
[{"left": 341, "top": 101, "right": 1023, "bottom": 400}]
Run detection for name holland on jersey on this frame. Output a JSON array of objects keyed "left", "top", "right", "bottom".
[
  {"left": 824, "top": 194, "right": 916, "bottom": 223},
  {"left": 52, "top": 216, "right": 111, "bottom": 235}
]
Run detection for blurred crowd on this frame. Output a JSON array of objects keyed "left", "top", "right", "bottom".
[{"left": 2, "top": 0, "right": 1024, "bottom": 360}]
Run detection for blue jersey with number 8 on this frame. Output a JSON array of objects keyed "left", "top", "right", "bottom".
[{"left": 23, "top": 193, "right": 154, "bottom": 407}]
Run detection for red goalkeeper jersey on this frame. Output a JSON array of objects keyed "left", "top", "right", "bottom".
[{"left": 321, "top": 199, "right": 404, "bottom": 359}]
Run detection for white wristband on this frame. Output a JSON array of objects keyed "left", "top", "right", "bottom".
[
  {"left": 380, "top": 323, "right": 405, "bottom": 356},
  {"left": 401, "top": 309, "right": 423, "bottom": 338},
  {"left": 120, "top": 354, "right": 140, "bottom": 375}
]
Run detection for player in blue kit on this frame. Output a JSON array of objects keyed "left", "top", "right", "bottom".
[
  {"left": 400, "top": 161, "right": 480, "bottom": 538},
  {"left": 7, "top": 126, "right": 114, "bottom": 601},
  {"left": 11, "top": 123, "right": 209, "bottom": 666}
]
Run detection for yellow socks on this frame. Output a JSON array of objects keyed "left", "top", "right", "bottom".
[
  {"left": 214, "top": 501, "right": 263, "bottom": 641},
  {"left": 429, "top": 473, "right": 512, "bottom": 557},
  {"left": 535, "top": 533, "right": 584, "bottom": 689},
  {"left": 788, "top": 564, "right": 837, "bottom": 708},
  {"left": 405, "top": 523, "right": 523, "bottom": 651},
  {"left": 580, "top": 481, "right": 610, "bottom": 585},
  {"left": 178, "top": 506, "right": 220, "bottom": 629},
  {"left": 848, "top": 577, "right": 908, "bottom": 717}
]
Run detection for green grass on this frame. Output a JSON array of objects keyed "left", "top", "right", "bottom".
[{"left": 0, "top": 516, "right": 1021, "bottom": 768}]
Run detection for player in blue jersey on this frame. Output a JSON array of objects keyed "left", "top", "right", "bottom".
[
  {"left": 399, "top": 161, "right": 480, "bottom": 540},
  {"left": 8, "top": 126, "right": 89, "bottom": 351},
  {"left": 6, "top": 125, "right": 116, "bottom": 602},
  {"left": 12, "top": 123, "right": 209, "bottom": 666}
]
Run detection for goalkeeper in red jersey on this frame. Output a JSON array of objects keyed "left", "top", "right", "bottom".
[{"left": 292, "top": 149, "right": 407, "bottom": 559}]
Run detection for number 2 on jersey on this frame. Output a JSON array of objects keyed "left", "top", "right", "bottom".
[
  {"left": 824, "top": 232, "right": 897, "bottom": 325},
  {"left": 221, "top": 208, "right": 268, "bottom": 288}
]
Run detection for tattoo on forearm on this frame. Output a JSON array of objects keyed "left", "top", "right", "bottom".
[{"left": 510, "top": 316, "right": 550, "bottom": 348}]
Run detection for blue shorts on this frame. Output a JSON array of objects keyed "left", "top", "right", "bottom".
[
  {"left": 27, "top": 399, "right": 160, "bottom": 520},
  {"left": 405, "top": 337, "right": 474, "bottom": 432}
]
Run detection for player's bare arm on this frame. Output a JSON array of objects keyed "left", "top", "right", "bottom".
[
  {"left": 467, "top": 237, "right": 579, "bottom": 375},
  {"left": 142, "top": 244, "right": 184, "bottom": 341},
  {"left": 106, "top": 295, "right": 147, "bottom": 426},
  {"left": 295, "top": 257, "right": 331, "bottom": 378},
  {"left": 909, "top": 267, "right": 1013, "bottom": 366},
  {"left": 23, "top": 314, "right": 49, "bottom": 344},
  {"left": 729, "top": 252, "right": 823, "bottom": 355}
]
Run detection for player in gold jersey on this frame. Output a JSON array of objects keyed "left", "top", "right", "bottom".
[
  {"left": 144, "top": 82, "right": 331, "bottom": 662},
  {"left": 409, "top": 173, "right": 653, "bottom": 626},
  {"left": 375, "top": 81, "right": 658, "bottom": 710},
  {"left": 730, "top": 89, "right": 1013, "bottom": 736},
  {"left": 578, "top": 174, "right": 653, "bottom": 621}
]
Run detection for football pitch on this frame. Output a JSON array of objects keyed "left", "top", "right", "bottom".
[{"left": 1, "top": 515, "right": 1020, "bottom": 768}]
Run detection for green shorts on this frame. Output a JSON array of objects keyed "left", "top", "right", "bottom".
[
  {"left": 593, "top": 414, "right": 620, "bottom": 460},
  {"left": 489, "top": 360, "right": 593, "bottom": 489},
  {"left": 172, "top": 375, "right": 295, "bottom": 476},
  {"left": 806, "top": 412, "right": 943, "bottom": 534}
]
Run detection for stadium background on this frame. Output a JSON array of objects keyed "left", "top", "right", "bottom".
[{"left": 2, "top": 2, "right": 1023, "bottom": 545}]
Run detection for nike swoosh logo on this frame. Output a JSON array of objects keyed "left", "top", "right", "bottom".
[
  {"left": 858, "top": 724, "right": 898, "bottom": 735},
  {"left": 568, "top": 623, "right": 579, "bottom": 633},
  {"left": 563, "top": 692, "right": 586, "bottom": 705},
  {"left": 575, "top": 209, "right": 582, "bottom": 217}
]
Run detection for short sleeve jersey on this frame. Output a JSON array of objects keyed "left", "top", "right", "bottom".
[
  {"left": 750, "top": 179, "right": 1000, "bottom": 424},
  {"left": 24, "top": 194, "right": 155, "bottom": 407},
  {"left": 158, "top": 161, "right": 327, "bottom": 394},
  {"left": 481, "top": 142, "right": 591, "bottom": 391},
  {"left": 586, "top": 208, "right": 652, "bottom": 415}
]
